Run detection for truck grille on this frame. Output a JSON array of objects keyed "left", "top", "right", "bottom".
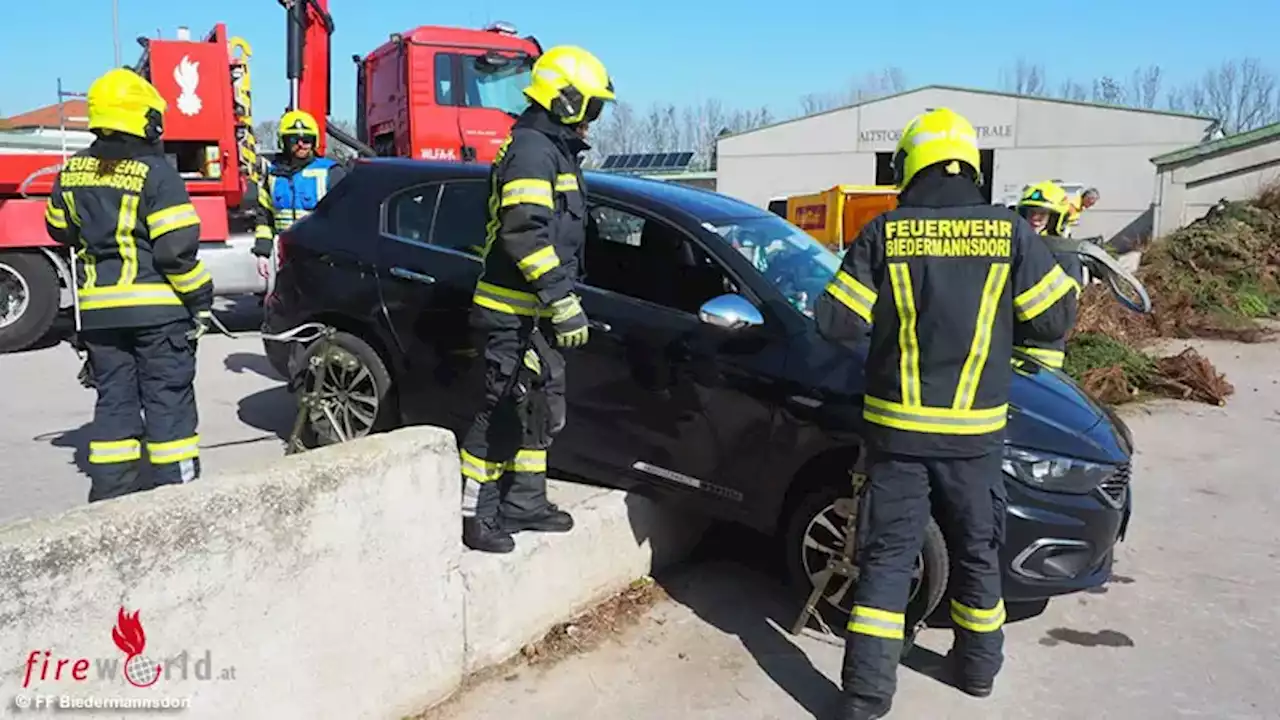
[{"left": 1097, "top": 463, "right": 1130, "bottom": 509}]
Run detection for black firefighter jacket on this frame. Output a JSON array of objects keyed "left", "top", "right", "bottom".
[
  {"left": 471, "top": 106, "right": 588, "bottom": 329},
  {"left": 44, "top": 136, "right": 212, "bottom": 331},
  {"left": 815, "top": 167, "right": 1077, "bottom": 457},
  {"left": 1014, "top": 246, "right": 1084, "bottom": 369}
]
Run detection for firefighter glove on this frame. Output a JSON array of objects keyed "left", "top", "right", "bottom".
[
  {"left": 550, "top": 294, "right": 590, "bottom": 348},
  {"left": 187, "top": 310, "right": 212, "bottom": 344}
]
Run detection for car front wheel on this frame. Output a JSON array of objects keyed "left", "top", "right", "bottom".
[{"left": 783, "top": 479, "right": 949, "bottom": 642}]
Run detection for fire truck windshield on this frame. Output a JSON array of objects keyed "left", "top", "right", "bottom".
[{"left": 464, "top": 55, "right": 534, "bottom": 118}]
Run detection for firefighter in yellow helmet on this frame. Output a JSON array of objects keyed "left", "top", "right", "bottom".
[
  {"left": 249, "top": 109, "right": 346, "bottom": 280},
  {"left": 1013, "top": 181, "right": 1083, "bottom": 368},
  {"left": 458, "top": 45, "right": 615, "bottom": 553},
  {"left": 815, "top": 108, "right": 1077, "bottom": 719},
  {"left": 43, "top": 67, "right": 212, "bottom": 501}
]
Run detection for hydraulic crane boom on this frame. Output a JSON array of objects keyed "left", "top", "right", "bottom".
[{"left": 280, "top": 0, "right": 375, "bottom": 158}]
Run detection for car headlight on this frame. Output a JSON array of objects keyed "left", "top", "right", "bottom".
[{"left": 1001, "top": 446, "right": 1117, "bottom": 494}]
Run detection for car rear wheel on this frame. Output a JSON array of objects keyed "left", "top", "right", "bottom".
[
  {"left": 784, "top": 479, "right": 949, "bottom": 648},
  {"left": 296, "top": 331, "right": 395, "bottom": 448}
]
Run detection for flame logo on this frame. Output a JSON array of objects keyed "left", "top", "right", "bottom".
[{"left": 112, "top": 608, "right": 161, "bottom": 688}]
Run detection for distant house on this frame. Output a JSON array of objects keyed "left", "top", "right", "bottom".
[
  {"left": 1, "top": 100, "right": 89, "bottom": 131},
  {"left": 0, "top": 100, "right": 94, "bottom": 154}
]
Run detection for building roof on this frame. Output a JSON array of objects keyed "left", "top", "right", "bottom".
[
  {"left": 1, "top": 100, "right": 89, "bottom": 130},
  {"left": 1150, "top": 121, "right": 1280, "bottom": 166},
  {"left": 720, "top": 84, "right": 1218, "bottom": 140}
]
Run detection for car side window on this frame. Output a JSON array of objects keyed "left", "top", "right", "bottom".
[
  {"left": 384, "top": 183, "right": 442, "bottom": 243},
  {"left": 431, "top": 180, "right": 489, "bottom": 256},
  {"left": 585, "top": 204, "right": 738, "bottom": 316}
]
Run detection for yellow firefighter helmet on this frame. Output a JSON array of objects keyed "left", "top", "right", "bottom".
[
  {"left": 86, "top": 68, "right": 167, "bottom": 142},
  {"left": 523, "top": 45, "right": 616, "bottom": 125},
  {"left": 891, "top": 107, "right": 982, "bottom": 190}
]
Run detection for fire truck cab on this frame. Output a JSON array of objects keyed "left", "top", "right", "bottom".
[{"left": 358, "top": 23, "right": 542, "bottom": 163}]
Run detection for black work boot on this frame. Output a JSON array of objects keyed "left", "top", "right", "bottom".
[
  {"left": 501, "top": 504, "right": 574, "bottom": 533},
  {"left": 462, "top": 516, "right": 515, "bottom": 553},
  {"left": 826, "top": 695, "right": 891, "bottom": 720},
  {"left": 945, "top": 652, "right": 995, "bottom": 698}
]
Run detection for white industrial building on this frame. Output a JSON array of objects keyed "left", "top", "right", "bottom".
[
  {"left": 1151, "top": 121, "right": 1280, "bottom": 237},
  {"left": 715, "top": 85, "right": 1217, "bottom": 243}
]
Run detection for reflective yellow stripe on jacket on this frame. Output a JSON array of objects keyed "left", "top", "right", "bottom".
[
  {"left": 823, "top": 269, "right": 877, "bottom": 323},
  {"left": 1015, "top": 346, "right": 1065, "bottom": 368},
  {"left": 77, "top": 283, "right": 183, "bottom": 311},
  {"left": 471, "top": 281, "right": 553, "bottom": 318},
  {"left": 500, "top": 178, "right": 553, "bottom": 209},
  {"left": 1014, "top": 264, "right": 1074, "bottom": 321}
]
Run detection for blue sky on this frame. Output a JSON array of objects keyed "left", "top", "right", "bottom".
[{"left": 1, "top": 0, "right": 1276, "bottom": 121}]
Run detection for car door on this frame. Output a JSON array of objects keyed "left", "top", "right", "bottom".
[
  {"left": 375, "top": 178, "right": 487, "bottom": 431},
  {"left": 563, "top": 201, "right": 784, "bottom": 518}
]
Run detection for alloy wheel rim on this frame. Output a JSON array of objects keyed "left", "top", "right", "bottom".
[
  {"left": 0, "top": 262, "right": 31, "bottom": 330},
  {"left": 305, "top": 346, "right": 380, "bottom": 443},
  {"left": 801, "top": 499, "right": 925, "bottom": 615}
]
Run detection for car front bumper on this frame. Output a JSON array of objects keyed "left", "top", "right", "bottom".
[{"left": 999, "top": 464, "right": 1131, "bottom": 602}]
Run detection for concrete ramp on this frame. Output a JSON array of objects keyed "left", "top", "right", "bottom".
[{"left": 0, "top": 426, "right": 707, "bottom": 719}]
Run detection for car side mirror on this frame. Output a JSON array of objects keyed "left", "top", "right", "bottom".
[{"left": 698, "top": 293, "right": 764, "bottom": 330}]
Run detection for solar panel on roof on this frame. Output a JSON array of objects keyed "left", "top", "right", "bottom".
[
  {"left": 600, "top": 155, "right": 618, "bottom": 170},
  {"left": 675, "top": 151, "right": 694, "bottom": 168},
  {"left": 623, "top": 154, "right": 644, "bottom": 169},
  {"left": 637, "top": 154, "right": 657, "bottom": 169}
]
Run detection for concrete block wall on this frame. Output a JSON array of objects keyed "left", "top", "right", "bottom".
[{"left": 0, "top": 427, "right": 708, "bottom": 719}]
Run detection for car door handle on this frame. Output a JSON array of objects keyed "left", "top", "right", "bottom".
[
  {"left": 391, "top": 267, "right": 436, "bottom": 285},
  {"left": 589, "top": 320, "right": 612, "bottom": 332}
]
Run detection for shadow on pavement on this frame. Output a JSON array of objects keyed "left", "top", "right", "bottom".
[
  {"left": 37, "top": 422, "right": 93, "bottom": 478},
  {"left": 225, "top": 352, "right": 284, "bottom": 381},
  {"left": 237, "top": 386, "right": 296, "bottom": 440},
  {"left": 628, "top": 504, "right": 839, "bottom": 719}
]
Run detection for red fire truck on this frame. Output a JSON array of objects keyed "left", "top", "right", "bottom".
[{"left": 0, "top": 0, "right": 541, "bottom": 353}]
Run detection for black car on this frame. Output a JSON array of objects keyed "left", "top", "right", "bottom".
[{"left": 262, "top": 158, "right": 1134, "bottom": 620}]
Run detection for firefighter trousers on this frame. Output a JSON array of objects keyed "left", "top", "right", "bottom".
[
  {"left": 459, "top": 323, "right": 566, "bottom": 522},
  {"left": 80, "top": 320, "right": 202, "bottom": 502},
  {"left": 841, "top": 447, "right": 1007, "bottom": 710}
]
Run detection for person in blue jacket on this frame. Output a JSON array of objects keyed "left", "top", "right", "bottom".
[{"left": 249, "top": 110, "right": 346, "bottom": 274}]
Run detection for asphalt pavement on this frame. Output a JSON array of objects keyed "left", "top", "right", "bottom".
[
  {"left": 426, "top": 338, "right": 1280, "bottom": 720},
  {"left": 0, "top": 297, "right": 295, "bottom": 525}
]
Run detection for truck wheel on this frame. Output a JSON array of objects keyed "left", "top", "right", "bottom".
[
  {"left": 784, "top": 479, "right": 949, "bottom": 647},
  {"left": 0, "top": 253, "right": 60, "bottom": 354}
]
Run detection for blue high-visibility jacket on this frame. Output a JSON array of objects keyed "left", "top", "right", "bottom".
[{"left": 251, "top": 156, "right": 346, "bottom": 257}]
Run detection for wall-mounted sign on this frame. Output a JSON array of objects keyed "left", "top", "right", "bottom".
[{"left": 858, "top": 124, "right": 1014, "bottom": 142}]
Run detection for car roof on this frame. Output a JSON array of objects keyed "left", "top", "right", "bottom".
[{"left": 353, "top": 158, "right": 770, "bottom": 223}]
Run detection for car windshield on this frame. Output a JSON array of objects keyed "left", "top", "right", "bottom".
[
  {"left": 463, "top": 55, "right": 533, "bottom": 117},
  {"left": 709, "top": 215, "right": 841, "bottom": 317}
]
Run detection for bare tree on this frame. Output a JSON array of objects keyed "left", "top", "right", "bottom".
[
  {"left": 1057, "top": 79, "right": 1089, "bottom": 101},
  {"left": 584, "top": 101, "right": 643, "bottom": 164},
  {"left": 799, "top": 92, "right": 842, "bottom": 115},
  {"left": 1167, "top": 58, "right": 1280, "bottom": 133},
  {"left": 797, "top": 66, "right": 908, "bottom": 116},
  {"left": 1127, "top": 65, "right": 1163, "bottom": 109},
  {"left": 1000, "top": 59, "right": 1048, "bottom": 96},
  {"left": 1092, "top": 76, "right": 1128, "bottom": 105}
]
